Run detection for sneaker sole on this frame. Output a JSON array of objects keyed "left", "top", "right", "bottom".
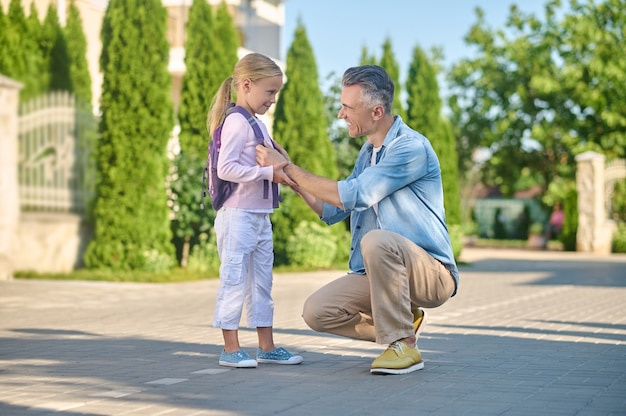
[
  {"left": 219, "top": 360, "right": 258, "bottom": 368},
  {"left": 370, "top": 361, "right": 424, "bottom": 375},
  {"left": 257, "top": 356, "right": 303, "bottom": 365}
]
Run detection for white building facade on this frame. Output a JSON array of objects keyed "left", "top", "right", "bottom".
[{"left": 1, "top": 0, "right": 286, "bottom": 113}]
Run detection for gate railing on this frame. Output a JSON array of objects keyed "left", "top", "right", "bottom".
[{"left": 18, "top": 92, "right": 97, "bottom": 214}]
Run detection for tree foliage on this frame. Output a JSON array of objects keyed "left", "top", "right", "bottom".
[
  {"left": 24, "top": 3, "right": 47, "bottom": 98},
  {"left": 272, "top": 20, "right": 338, "bottom": 264},
  {"left": 0, "top": 1, "right": 82, "bottom": 100},
  {"left": 174, "top": 0, "right": 218, "bottom": 244},
  {"left": 85, "top": 0, "right": 174, "bottom": 271},
  {"left": 178, "top": 0, "right": 217, "bottom": 156},
  {"left": 359, "top": 45, "right": 376, "bottom": 65},
  {"left": 378, "top": 37, "right": 405, "bottom": 119},
  {"left": 64, "top": 0, "right": 92, "bottom": 107},
  {"left": 448, "top": 0, "right": 626, "bottom": 198},
  {"left": 3, "top": 0, "right": 30, "bottom": 97},
  {"left": 214, "top": 1, "right": 239, "bottom": 78},
  {"left": 42, "top": 4, "right": 71, "bottom": 92},
  {"left": 405, "top": 44, "right": 461, "bottom": 229},
  {"left": 406, "top": 45, "right": 442, "bottom": 136},
  {"left": 0, "top": 6, "right": 8, "bottom": 76},
  {"left": 171, "top": 0, "right": 239, "bottom": 267}
]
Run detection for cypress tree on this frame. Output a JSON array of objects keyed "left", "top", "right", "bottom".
[
  {"left": 0, "top": 6, "right": 8, "bottom": 75},
  {"left": 64, "top": 0, "right": 92, "bottom": 107},
  {"left": 214, "top": 1, "right": 239, "bottom": 78},
  {"left": 5, "top": 0, "right": 29, "bottom": 97},
  {"left": 437, "top": 119, "right": 462, "bottom": 226},
  {"left": 85, "top": 0, "right": 175, "bottom": 271},
  {"left": 406, "top": 45, "right": 440, "bottom": 134},
  {"left": 272, "top": 20, "right": 338, "bottom": 264},
  {"left": 378, "top": 37, "right": 405, "bottom": 119},
  {"left": 172, "top": 0, "right": 239, "bottom": 266},
  {"left": 178, "top": 0, "right": 217, "bottom": 156},
  {"left": 405, "top": 44, "right": 462, "bottom": 254},
  {"left": 41, "top": 4, "right": 71, "bottom": 92},
  {"left": 173, "top": 0, "right": 216, "bottom": 267},
  {"left": 177, "top": 0, "right": 237, "bottom": 156},
  {"left": 359, "top": 45, "right": 376, "bottom": 65},
  {"left": 25, "top": 3, "right": 47, "bottom": 98}
]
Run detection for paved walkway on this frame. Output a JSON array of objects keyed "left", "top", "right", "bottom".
[{"left": 1, "top": 248, "right": 625, "bottom": 415}]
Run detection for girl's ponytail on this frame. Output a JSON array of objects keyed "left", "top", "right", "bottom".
[{"left": 207, "top": 76, "right": 233, "bottom": 136}]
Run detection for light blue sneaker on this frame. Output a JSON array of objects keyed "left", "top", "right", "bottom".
[
  {"left": 219, "top": 349, "right": 257, "bottom": 368},
  {"left": 256, "top": 347, "right": 303, "bottom": 365}
]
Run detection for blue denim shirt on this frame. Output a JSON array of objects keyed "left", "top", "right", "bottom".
[{"left": 320, "top": 116, "right": 459, "bottom": 295}]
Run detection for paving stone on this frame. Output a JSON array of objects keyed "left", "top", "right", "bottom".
[{"left": 0, "top": 248, "right": 625, "bottom": 415}]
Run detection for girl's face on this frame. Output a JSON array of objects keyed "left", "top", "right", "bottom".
[{"left": 239, "top": 75, "right": 283, "bottom": 116}]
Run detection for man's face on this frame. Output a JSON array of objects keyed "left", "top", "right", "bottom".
[{"left": 338, "top": 84, "right": 375, "bottom": 138}]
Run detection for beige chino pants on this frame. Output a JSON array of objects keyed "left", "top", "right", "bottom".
[{"left": 302, "top": 230, "right": 456, "bottom": 345}]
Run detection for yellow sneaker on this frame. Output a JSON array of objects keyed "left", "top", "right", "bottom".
[
  {"left": 370, "top": 340, "right": 424, "bottom": 375},
  {"left": 413, "top": 307, "right": 428, "bottom": 338}
]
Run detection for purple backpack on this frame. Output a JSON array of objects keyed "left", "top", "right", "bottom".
[{"left": 202, "top": 104, "right": 279, "bottom": 211}]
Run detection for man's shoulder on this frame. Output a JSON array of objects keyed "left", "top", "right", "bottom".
[
  {"left": 387, "top": 117, "right": 427, "bottom": 141},
  {"left": 387, "top": 127, "right": 428, "bottom": 149}
]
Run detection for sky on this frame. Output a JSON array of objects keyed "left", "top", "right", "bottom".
[{"left": 283, "top": 0, "right": 550, "bottom": 93}]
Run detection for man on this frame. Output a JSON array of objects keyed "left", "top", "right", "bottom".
[{"left": 256, "top": 65, "right": 459, "bottom": 375}]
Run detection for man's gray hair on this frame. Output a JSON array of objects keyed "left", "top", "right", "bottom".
[{"left": 342, "top": 65, "right": 394, "bottom": 115}]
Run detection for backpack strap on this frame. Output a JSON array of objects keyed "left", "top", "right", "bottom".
[
  {"left": 201, "top": 103, "right": 236, "bottom": 210},
  {"left": 228, "top": 106, "right": 280, "bottom": 208}
]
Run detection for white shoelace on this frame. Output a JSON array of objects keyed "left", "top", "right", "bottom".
[{"left": 388, "top": 341, "right": 404, "bottom": 354}]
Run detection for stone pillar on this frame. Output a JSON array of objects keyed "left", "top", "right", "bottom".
[
  {"left": 575, "top": 151, "right": 616, "bottom": 254},
  {"left": 0, "top": 75, "right": 23, "bottom": 280}
]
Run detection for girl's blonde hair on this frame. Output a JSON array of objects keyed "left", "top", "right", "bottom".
[{"left": 206, "top": 52, "right": 283, "bottom": 136}]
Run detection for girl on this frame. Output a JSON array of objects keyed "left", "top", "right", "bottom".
[{"left": 206, "top": 53, "right": 302, "bottom": 368}]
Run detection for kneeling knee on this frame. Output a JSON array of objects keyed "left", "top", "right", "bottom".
[
  {"left": 361, "top": 229, "right": 387, "bottom": 257},
  {"left": 302, "top": 297, "right": 325, "bottom": 332}
]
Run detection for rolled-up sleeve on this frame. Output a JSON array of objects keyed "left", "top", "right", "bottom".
[{"left": 337, "top": 179, "right": 357, "bottom": 211}]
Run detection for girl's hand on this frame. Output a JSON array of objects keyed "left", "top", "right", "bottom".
[{"left": 256, "top": 143, "right": 287, "bottom": 166}]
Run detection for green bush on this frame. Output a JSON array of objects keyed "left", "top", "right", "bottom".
[
  {"left": 187, "top": 231, "right": 220, "bottom": 274},
  {"left": 330, "top": 223, "right": 351, "bottom": 265},
  {"left": 448, "top": 223, "right": 464, "bottom": 260},
  {"left": 611, "top": 179, "right": 626, "bottom": 221},
  {"left": 561, "top": 187, "right": 578, "bottom": 251},
  {"left": 286, "top": 221, "right": 337, "bottom": 269},
  {"left": 142, "top": 249, "right": 176, "bottom": 273},
  {"left": 529, "top": 222, "right": 544, "bottom": 235},
  {"left": 612, "top": 222, "right": 626, "bottom": 253}
]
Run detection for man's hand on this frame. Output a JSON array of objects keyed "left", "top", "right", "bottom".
[
  {"left": 273, "top": 162, "right": 297, "bottom": 187},
  {"left": 257, "top": 143, "right": 342, "bottom": 209}
]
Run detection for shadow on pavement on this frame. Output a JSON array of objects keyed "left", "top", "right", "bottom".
[
  {"left": 459, "top": 258, "right": 626, "bottom": 287},
  {"left": 1, "top": 325, "right": 624, "bottom": 415}
]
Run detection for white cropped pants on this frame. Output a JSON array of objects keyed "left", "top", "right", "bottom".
[{"left": 213, "top": 208, "right": 274, "bottom": 330}]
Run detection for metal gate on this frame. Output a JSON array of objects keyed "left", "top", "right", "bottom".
[{"left": 18, "top": 92, "right": 97, "bottom": 214}]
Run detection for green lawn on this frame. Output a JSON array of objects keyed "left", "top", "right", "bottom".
[
  {"left": 14, "top": 261, "right": 348, "bottom": 283},
  {"left": 14, "top": 267, "right": 217, "bottom": 283},
  {"left": 14, "top": 239, "right": 564, "bottom": 283}
]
